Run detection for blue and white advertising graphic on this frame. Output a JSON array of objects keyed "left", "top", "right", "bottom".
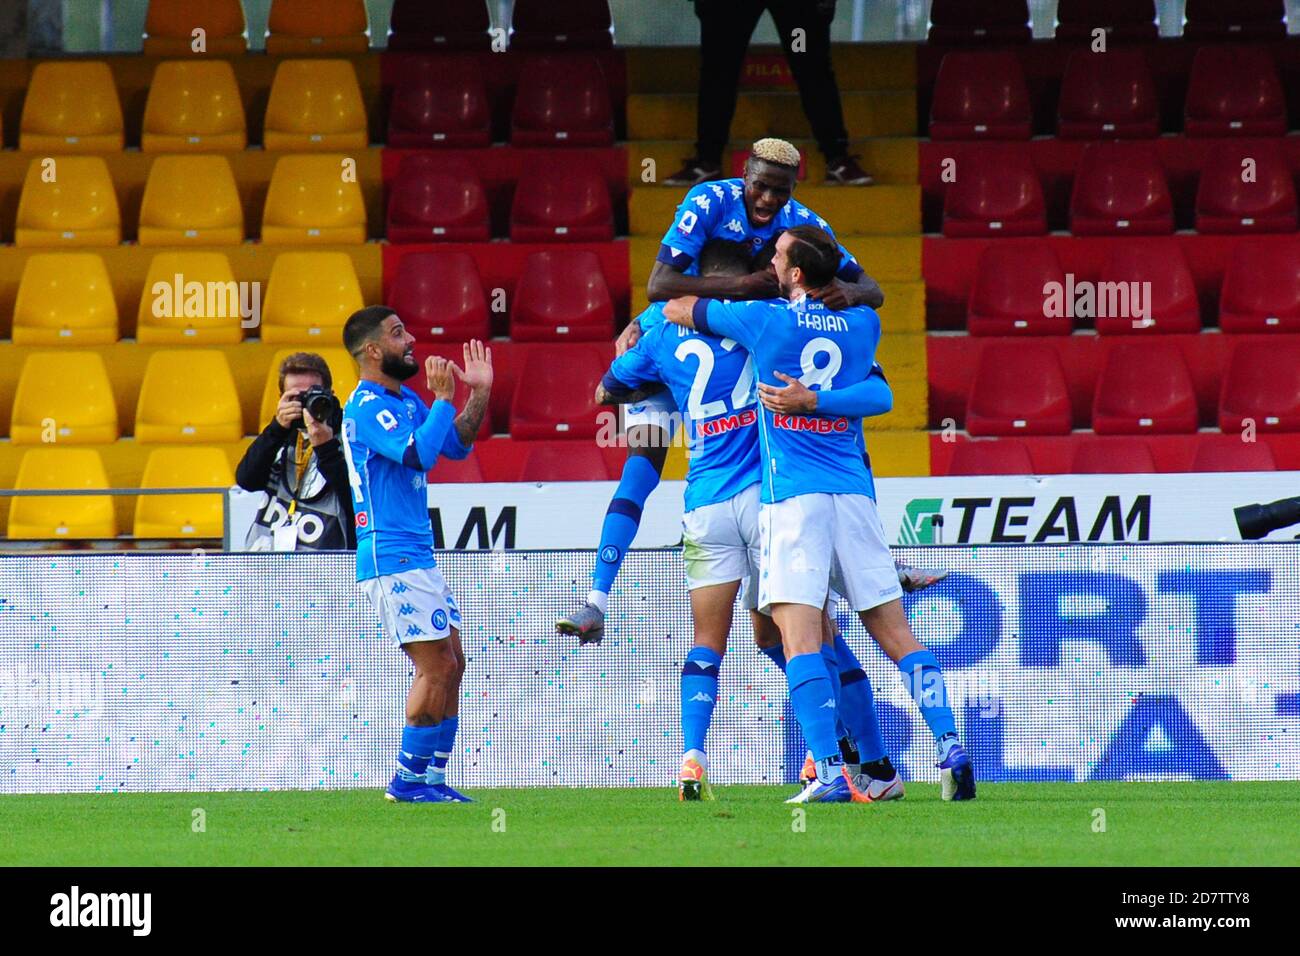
[
  {"left": 228, "top": 472, "right": 1300, "bottom": 550},
  {"left": 0, "top": 544, "right": 1297, "bottom": 793}
]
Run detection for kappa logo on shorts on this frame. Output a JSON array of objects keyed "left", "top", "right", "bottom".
[
  {"left": 390, "top": 582, "right": 409, "bottom": 595},
  {"left": 405, "top": 624, "right": 426, "bottom": 638},
  {"left": 600, "top": 545, "right": 621, "bottom": 564},
  {"left": 398, "top": 603, "right": 417, "bottom": 616},
  {"left": 431, "top": 609, "right": 448, "bottom": 631}
]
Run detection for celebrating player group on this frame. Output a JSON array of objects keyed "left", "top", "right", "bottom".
[{"left": 339, "top": 136, "right": 974, "bottom": 806}]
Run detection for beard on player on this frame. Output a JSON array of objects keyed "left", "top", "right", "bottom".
[{"left": 380, "top": 340, "right": 419, "bottom": 381}]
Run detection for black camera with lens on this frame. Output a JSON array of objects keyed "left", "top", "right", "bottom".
[
  {"left": 1234, "top": 497, "right": 1300, "bottom": 539},
  {"left": 296, "top": 385, "right": 340, "bottom": 429}
]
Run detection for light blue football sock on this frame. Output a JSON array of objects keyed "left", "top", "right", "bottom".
[
  {"left": 897, "top": 649, "right": 958, "bottom": 743},
  {"left": 785, "top": 652, "right": 841, "bottom": 762},
  {"left": 820, "top": 643, "right": 847, "bottom": 740},
  {"left": 397, "top": 724, "right": 440, "bottom": 783},
  {"left": 758, "top": 643, "right": 786, "bottom": 671},
  {"left": 681, "top": 646, "right": 722, "bottom": 758},
  {"left": 591, "top": 455, "right": 661, "bottom": 597},
  {"left": 834, "top": 633, "right": 886, "bottom": 763},
  {"left": 426, "top": 715, "right": 458, "bottom": 784}
]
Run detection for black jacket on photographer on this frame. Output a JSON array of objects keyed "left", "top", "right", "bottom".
[{"left": 235, "top": 403, "right": 356, "bottom": 551}]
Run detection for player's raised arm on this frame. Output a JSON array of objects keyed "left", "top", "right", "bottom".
[
  {"left": 445, "top": 339, "right": 493, "bottom": 456},
  {"left": 595, "top": 330, "right": 667, "bottom": 406},
  {"left": 648, "top": 258, "right": 778, "bottom": 303}
]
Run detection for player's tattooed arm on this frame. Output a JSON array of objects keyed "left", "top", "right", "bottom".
[
  {"left": 595, "top": 380, "right": 665, "bottom": 406},
  {"left": 648, "top": 261, "right": 779, "bottom": 303},
  {"left": 451, "top": 339, "right": 493, "bottom": 447}
]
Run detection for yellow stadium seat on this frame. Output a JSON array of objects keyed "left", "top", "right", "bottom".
[
  {"left": 13, "top": 253, "right": 119, "bottom": 345},
  {"left": 261, "top": 252, "right": 364, "bottom": 344},
  {"left": 261, "top": 154, "right": 366, "bottom": 245},
  {"left": 138, "top": 155, "right": 244, "bottom": 246},
  {"left": 10, "top": 351, "right": 119, "bottom": 444},
  {"left": 143, "top": 0, "right": 247, "bottom": 56},
  {"left": 142, "top": 60, "right": 247, "bottom": 152},
  {"left": 265, "top": 0, "right": 369, "bottom": 55},
  {"left": 133, "top": 446, "right": 233, "bottom": 538},
  {"left": 15, "top": 156, "right": 121, "bottom": 247},
  {"left": 264, "top": 60, "right": 368, "bottom": 152},
  {"left": 137, "top": 251, "right": 245, "bottom": 345},
  {"left": 8, "top": 448, "right": 117, "bottom": 540},
  {"left": 19, "top": 61, "right": 123, "bottom": 153},
  {"left": 259, "top": 347, "right": 360, "bottom": 424},
  {"left": 135, "top": 350, "right": 243, "bottom": 443}
]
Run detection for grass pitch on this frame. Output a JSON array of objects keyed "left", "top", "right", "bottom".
[{"left": 2, "top": 782, "right": 1296, "bottom": 866}]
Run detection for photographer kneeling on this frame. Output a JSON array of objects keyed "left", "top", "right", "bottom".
[{"left": 236, "top": 352, "right": 355, "bottom": 551}]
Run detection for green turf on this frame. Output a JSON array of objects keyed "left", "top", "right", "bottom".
[{"left": 2, "top": 782, "right": 1296, "bottom": 866}]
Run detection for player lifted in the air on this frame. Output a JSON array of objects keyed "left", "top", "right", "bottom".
[
  {"left": 557, "top": 137, "right": 944, "bottom": 644},
  {"left": 596, "top": 238, "right": 898, "bottom": 800},
  {"left": 666, "top": 226, "right": 976, "bottom": 803},
  {"left": 340, "top": 306, "right": 493, "bottom": 804}
]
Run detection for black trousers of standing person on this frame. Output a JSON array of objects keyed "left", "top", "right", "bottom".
[{"left": 693, "top": 0, "right": 850, "bottom": 165}]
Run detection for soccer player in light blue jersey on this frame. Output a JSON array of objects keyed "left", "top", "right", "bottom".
[
  {"left": 340, "top": 306, "right": 493, "bottom": 804},
  {"left": 666, "top": 226, "right": 977, "bottom": 803},
  {"left": 597, "top": 239, "right": 901, "bottom": 801},
  {"left": 557, "top": 138, "right": 944, "bottom": 643}
]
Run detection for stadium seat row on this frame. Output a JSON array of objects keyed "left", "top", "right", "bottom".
[
  {"left": 927, "top": 0, "right": 1285, "bottom": 44},
  {"left": 11, "top": 154, "right": 363, "bottom": 247},
  {"left": 931, "top": 46, "right": 1293, "bottom": 141},
  {"left": 949, "top": 339, "right": 1300, "bottom": 436},
  {"left": 1, "top": 342, "right": 616, "bottom": 443},
  {"left": 143, "top": 0, "right": 613, "bottom": 56},
  {"left": 7, "top": 153, "right": 617, "bottom": 247},
  {"left": 13, "top": 55, "right": 614, "bottom": 153},
  {"left": 941, "top": 433, "right": 1283, "bottom": 475},
  {"left": 6, "top": 446, "right": 233, "bottom": 539},
  {"left": 965, "top": 238, "right": 1300, "bottom": 335},
  {"left": 942, "top": 141, "right": 1300, "bottom": 237},
  {"left": 6, "top": 248, "right": 618, "bottom": 345},
  {"left": 8, "top": 250, "right": 361, "bottom": 345},
  {"left": 387, "top": 156, "right": 615, "bottom": 243}
]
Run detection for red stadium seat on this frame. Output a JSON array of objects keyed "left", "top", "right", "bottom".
[
  {"left": 928, "top": 52, "right": 1031, "bottom": 140},
  {"left": 1191, "top": 434, "right": 1277, "bottom": 471},
  {"left": 386, "top": 155, "right": 490, "bottom": 243},
  {"left": 1057, "top": 49, "right": 1159, "bottom": 139},
  {"left": 519, "top": 441, "right": 613, "bottom": 481},
  {"left": 1092, "top": 342, "right": 1198, "bottom": 434},
  {"left": 946, "top": 439, "right": 1036, "bottom": 475},
  {"left": 941, "top": 150, "right": 1046, "bottom": 237},
  {"left": 511, "top": 250, "right": 615, "bottom": 342},
  {"left": 1184, "top": 0, "right": 1286, "bottom": 40},
  {"left": 510, "top": 0, "right": 613, "bottom": 51},
  {"left": 928, "top": 0, "right": 1031, "bottom": 44},
  {"left": 967, "top": 242, "right": 1071, "bottom": 335},
  {"left": 511, "top": 55, "right": 614, "bottom": 147},
  {"left": 1055, "top": 0, "right": 1158, "bottom": 42},
  {"left": 1070, "top": 437, "right": 1156, "bottom": 474},
  {"left": 1219, "top": 239, "right": 1300, "bottom": 333},
  {"left": 1069, "top": 142, "right": 1173, "bottom": 236},
  {"left": 1184, "top": 46, "right": 1287, "bottom": 137},
  {"left": 386, "top": 57, "right": 491, "bottom": 148},
  {"left": 1218, "top": 340, "right": 1300, "bottom": 433},
  {"left": 510, "top": 345, "right": 610, "bottom": 439},
  {"left": 428, "top": 449, "right": 484, "bottom": 483},
  {"left": 966, "top": 343, "right": 1072, "bottom": 436},
  {"left": 389, "top": 252, "right": 491, "bottom": 341},
  {"left": 1095, "top": 240, "right": 1201, "bottom": 334},
  {"left": 1195, "top": 142, "right": 1297, "bottom": 234},
  {"left": 388, "top": 0, "right": 491, "bottom": 50},
  {"left": 510, "top": 161, "right": 614, "bottom": 242}
]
